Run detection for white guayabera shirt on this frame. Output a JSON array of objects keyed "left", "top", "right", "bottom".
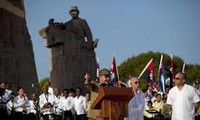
[
  {"left": 167, "top": 84, "right": 200, "bottom": 120},
  {"left": 128, "top": 90, "right": 145, "bottom": 120}
]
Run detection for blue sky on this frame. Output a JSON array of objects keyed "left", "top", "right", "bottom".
[{"left": 24, "top": 0, "right": 200, "bottom": 80}]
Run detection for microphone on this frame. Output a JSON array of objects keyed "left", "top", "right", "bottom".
[{"left": 32, "top": 83, "right": 39, "bottom": 87}]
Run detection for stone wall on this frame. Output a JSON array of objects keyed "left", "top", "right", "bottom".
[{"left": 0, "top": 0, "right": 38, "bottom": 94}]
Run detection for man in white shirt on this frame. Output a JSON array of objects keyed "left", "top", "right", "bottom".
[
  {"left": 27, "top": 93, "right": 38, "bottom": 120},
  {"left": 13, "top": 87, "right": 30, "bottom": 120},
  {"left": 59, "top": 88, "right": 74, "bottom": 120},
  {"left": 128, "top": 76, "right": 145, "bottom": 120},
  {"left": 193, "top": 81, "right": 200, "bottom": 97},
  {"left": 39, "top": 85, "right": 55, "bottom": 120},
  {"left": 46, "top": 81, "right": 54, "bottom": 96},
  {"left": 73, "top": 87, "right": 87, "bottom": 120},
  {"left": 53, "top": 87, "right": 62, "bottom": 120},
  {"left": 0, "top": 87, "right": 7, "bottom": 118},
  {"left": 5, "top": 82, "right": 12, "bottom": 100},
  {"left": 166, "top": 72, "right": 200, "bottom": 120}
]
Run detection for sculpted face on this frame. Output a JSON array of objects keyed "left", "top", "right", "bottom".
[{"left": 70, "top": 10, "right": 78, "bottom": 18}]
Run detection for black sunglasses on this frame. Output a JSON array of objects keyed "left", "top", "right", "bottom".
[
  {"left": 174, "top": 77, "right": 181, "bottom": 80},
  {"left": 134, "top": 81, "right": 140, "bottom": 84}
]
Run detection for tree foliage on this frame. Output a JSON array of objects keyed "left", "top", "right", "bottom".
[
  {"left": 39, "top": 77, "right": 50, "bottom": 93},
  {"left": 118, "top": 51, "right": 200, "bottom": 86}
]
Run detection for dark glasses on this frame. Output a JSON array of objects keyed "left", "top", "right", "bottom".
[
  {"left": 174, "top": 77, "right": 181, "bottom": 80},
  {"left": 135, "top": 81, "right": 140, "bottom": 84}
]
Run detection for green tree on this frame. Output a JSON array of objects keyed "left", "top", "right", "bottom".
[
  {"left": 118, "top": 51, "right": 200, "bottom": 89},
  {"left": 39, "top": 77, "right": 50, "bottom": 93},
  {"left": 185, "top": 64, "right": 200, "bottom": 83}
]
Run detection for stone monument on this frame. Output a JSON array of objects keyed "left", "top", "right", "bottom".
[
  {"left": 0, "top": 0, "right": 38, "bottom": 93},
  {"left": 39, "top": 6, "right": 98, "bottom": 90}
]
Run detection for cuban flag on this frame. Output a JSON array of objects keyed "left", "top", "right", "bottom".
[
  {"left": 138, "top": 59, "right": 155, "bottom": 90},
  {"left": 110, "top": 55, "right": 119, "bottom": 86},
  {"left": 159, "top": 55, "right": 165, "bottom": 93}
]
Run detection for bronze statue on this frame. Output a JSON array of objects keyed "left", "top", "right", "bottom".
[
  {"left": 39, "top": 6, "right": 98, "bottom": 90},
  {"left": 65, "top": 6, "right": 95, "bottom": 50}
]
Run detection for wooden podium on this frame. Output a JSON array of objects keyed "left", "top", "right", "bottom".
[{"left": 91, "top": 87, "right": 133, "bottom": 120}]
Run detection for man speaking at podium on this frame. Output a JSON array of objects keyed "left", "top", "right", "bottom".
[{"left": 84, "top": 68, "right": 111, "bottom": 120}]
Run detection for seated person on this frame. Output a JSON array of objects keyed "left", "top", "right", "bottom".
[{"left": 144, "top": 101, "right": 155, "bottom": 120}]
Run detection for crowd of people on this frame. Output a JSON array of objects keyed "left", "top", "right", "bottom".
[
  {"left": 0, "top": 70, "right": 200, "bottom": 120},
  {"left": 0, "top": 80, "right": 89, "bottom": 120},
  {"left": 127, "top": 72, "right": 200, "bottom": 120}
]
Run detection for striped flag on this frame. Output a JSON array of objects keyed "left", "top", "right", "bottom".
[
  {"left": 138, "top": 59, "right": 155, "bottom": 90},
  {"left": 158, "top": 55, "right": 165, "bottom": 93},
  {"left": 110, "top": 55, "right": 119, "bottom": 86}
]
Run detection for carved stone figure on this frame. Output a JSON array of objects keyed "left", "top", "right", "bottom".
[{"left": 39, "top": 6, "right": 98, "bottom": 90}]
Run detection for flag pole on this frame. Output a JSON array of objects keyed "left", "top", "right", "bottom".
[
  {"left": 169, "top": 54, "right": 174, "bottom": 88},
  {"left": 182, "top": 62, "right": 185, "bottom": 73},
  {"left": 159, "top": 55, "right": 163, "bottom": 71},
  {"left": 138, "top": 58, "right": 153, "bottom": 79},
  {"left": 157, "top": 55, "right": 163, "bottom": 80}
]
